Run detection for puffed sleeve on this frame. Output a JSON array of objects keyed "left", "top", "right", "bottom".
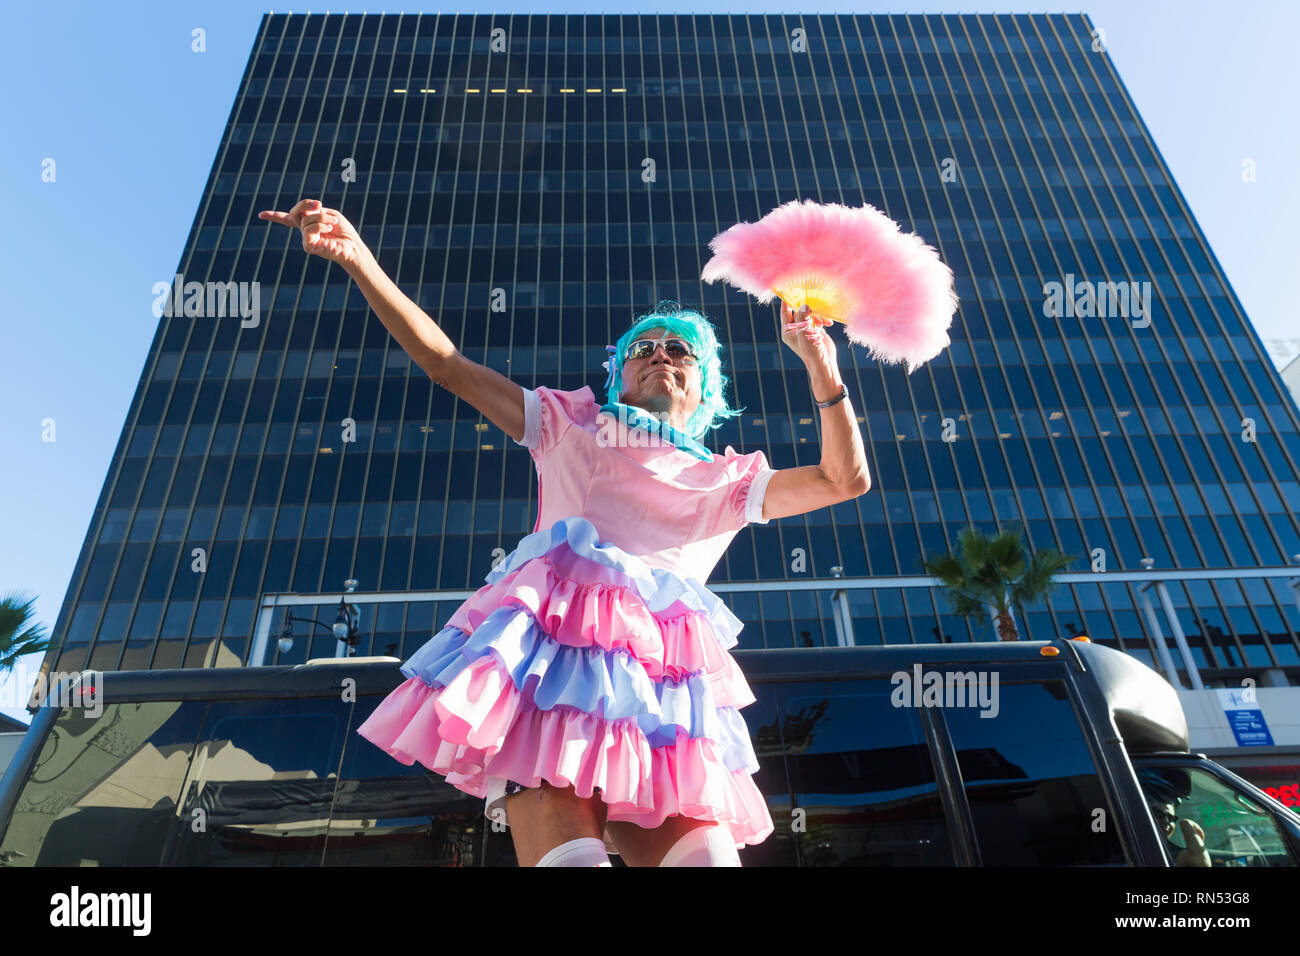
[
  {"left": 512, "top": 385, "right": 596, "bottom": 457},
  {"left": 720, "top": 446, "right": 777, "bottom": 529}
]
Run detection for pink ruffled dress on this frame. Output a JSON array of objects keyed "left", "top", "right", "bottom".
[{"left": 355, "top": 384, "right": 778, "bottom": 851}]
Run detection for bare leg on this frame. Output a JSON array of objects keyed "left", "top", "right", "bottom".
[
  {"left": 605, "top": 816, "right": 722, "bottom": 867},
  {"left": 506, "top": 780, "right": 610, "bottom": 867}
]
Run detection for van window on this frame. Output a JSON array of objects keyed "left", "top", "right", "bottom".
[
  {"left": 168, "top": 697, "right": 350, "bottom": 865},
  {"left": 324, "top": 693, "right": 493, "bottom": 866},
  {"left": 940, "top": 680, "right": 1126, "bottom": 865},
  {"left": 1136, "top": 764, "right": 1298, "bottom": 867},
  {"left": 0, "top": 701, "right": 206, "bottom": 866},
  {"left": 771, "top": 680, "right": 955, "bottom": 866}
]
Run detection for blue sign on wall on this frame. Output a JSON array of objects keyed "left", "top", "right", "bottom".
[
  {"left": 1225, "top": 709, "right": 1274, "bottom": 746},
  {"left": 1215, "top": 688, "right": 1275, "bottom": 747}
]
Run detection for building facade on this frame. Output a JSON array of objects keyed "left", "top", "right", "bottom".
[
  {"left": 1282, "top": 356, "right": 1300, "bottom": 407},
  {"left": 36, "top": 14, "right": 1300, "bottom": 724}
]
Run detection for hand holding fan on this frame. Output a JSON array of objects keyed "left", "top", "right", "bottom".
[{"left": 701, "top": 199, "right": 959, "bottom": 373}]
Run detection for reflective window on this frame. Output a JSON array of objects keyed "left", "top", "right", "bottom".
[
  {"left": 169, "top": 697, "right": 349, "bottom": 864},
  {"left": 0, "top": 701, "right": 206, "bottom": 865},
  {"left": 325, "top": 694, "right": 494, "bottom": 866},
  {"left": 771, "top": 679, "right": 954, "bottom": 865},
  {"left": 942, "top": 680, "right": 1125, "bottom": 865}
]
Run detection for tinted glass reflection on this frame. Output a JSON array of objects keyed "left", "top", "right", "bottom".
[
  {"left": 169, "top": 697, "right": 349, "bottom": 865},
  {"left": 0, "top": 701, "right": 205, "bottom": 866},
  {"left": 942, "top": 680, "right": 1124, "bottom": 865},
  {"left": 766, "top": 679, "right": 955, "bottom": 866}
]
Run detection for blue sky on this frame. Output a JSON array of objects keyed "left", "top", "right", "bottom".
[{"left": 1, "top": 0, "right": 1297, "bottom": 725}]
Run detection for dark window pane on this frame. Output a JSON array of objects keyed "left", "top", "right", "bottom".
[
  {"left": 943, "top": 680, "right": 1124, "bottom": 865},
  {"left": 325, "top": 694, "right": 495, "bottom": 866},
  {"left": 169, "top": 697, "right": 349, "bottom": 865},
  {"left": 776, "top": 679, "right": 954, "bottom": 866}
]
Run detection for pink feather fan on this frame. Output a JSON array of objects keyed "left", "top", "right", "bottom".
[{"left": 701, "top": 198, "right": 959, "bottom": 373}]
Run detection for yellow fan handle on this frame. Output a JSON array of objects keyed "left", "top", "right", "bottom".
[{"left": 773, "top": 274, "right": 849, "bottom": 324}]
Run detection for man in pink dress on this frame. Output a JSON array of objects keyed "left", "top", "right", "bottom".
[{"left": 260, "top": 199, "right": 872, "bottom": 866}]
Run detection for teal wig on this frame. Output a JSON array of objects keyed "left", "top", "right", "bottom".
[{"left": 604, "top": 299, "right": 745, "bottom": 441}]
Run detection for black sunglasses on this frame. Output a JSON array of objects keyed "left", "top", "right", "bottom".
[{"left": 624, "top": 337, "right": 697, "bottom": 362}]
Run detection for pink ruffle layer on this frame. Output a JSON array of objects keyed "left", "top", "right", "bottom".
[
  {"left": 357, "top": 662, "right": 775, "bottom": 847},
  {"left": 357, "top": 527, "right": 774, "bottom": 849},
  {"left": 445, "top": 551, "right": 756, "bottom": 711}
]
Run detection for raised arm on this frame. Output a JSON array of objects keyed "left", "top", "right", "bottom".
[
  {"left": 345, "top": 252, "right": 526, "bottom": 443},
  {"left": 760, "top": 303, "right": 871, "bottom": 521},
  {"left": 258, "top": 198, "right": 526, "bottom": 443}
]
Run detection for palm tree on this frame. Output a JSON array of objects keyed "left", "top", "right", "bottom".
[
  {"left": 0, "top": 591, "right": 50, "bottom": 677},
  {"left": 921, "top": 525, "right": 1077, "bottom": 641}
]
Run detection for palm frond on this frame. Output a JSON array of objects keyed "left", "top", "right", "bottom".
[
  {"left": 924, "top": 525, "right": 1076, "bottom": 641},
  {"left": 0, "top": 590, "right": 51, "bottom": 677}
]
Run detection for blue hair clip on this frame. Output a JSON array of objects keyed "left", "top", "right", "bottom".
[{"left": 602, "top": 344, "right": 617, "bottom": 392}]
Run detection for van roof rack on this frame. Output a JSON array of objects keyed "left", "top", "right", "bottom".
[{"left": 305, "top": 656, "right": 402, "bottom": 665}]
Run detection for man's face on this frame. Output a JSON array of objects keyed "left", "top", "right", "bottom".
[
  {"left": 618, "top": 327, "right": 702, "bottom": 419},
  {"left": 1151, "top": 801, "right": 1178, "bottom": 837}
]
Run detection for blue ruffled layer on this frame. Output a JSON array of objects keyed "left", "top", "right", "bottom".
[
  {"left": 484, "top": 515, "right": 744, "bottom": 651},
  {"left": 401, "top": 604, "right": 759, "bottom": 775}
]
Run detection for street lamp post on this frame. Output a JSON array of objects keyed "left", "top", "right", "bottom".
[
  {"left": 829, "top": 566, "right": 855, "bottom": 647},
  {"left": 275, "top": 579, "right": 363, "bottom": 660}
]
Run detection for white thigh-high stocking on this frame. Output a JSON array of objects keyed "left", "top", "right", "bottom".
[
  {"left": 658, "top": 825, "right": 741, "bottom": 867},
  {"left": 535, "top": 837, "right": 613, "bottom": 867}
]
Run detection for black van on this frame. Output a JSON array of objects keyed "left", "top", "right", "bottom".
[{"left": 1, "top": 638, "right": 1297, "bottom": 866}]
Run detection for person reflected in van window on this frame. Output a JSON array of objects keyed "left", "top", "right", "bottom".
[{"left": 1139, "top": 768, "right": 1211, "bottom": 867}]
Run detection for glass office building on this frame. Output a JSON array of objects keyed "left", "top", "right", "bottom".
[{"left": 37, "top": 13, "right": 1300, "bottom": 695}]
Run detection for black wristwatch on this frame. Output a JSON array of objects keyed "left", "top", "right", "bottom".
[{"left": 814, "top": 382, "right": 849, "bottom": 409}]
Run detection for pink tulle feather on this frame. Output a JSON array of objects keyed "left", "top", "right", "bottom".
[{"left": 701, "top": 198, "right": 959, "bottom": 373}]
